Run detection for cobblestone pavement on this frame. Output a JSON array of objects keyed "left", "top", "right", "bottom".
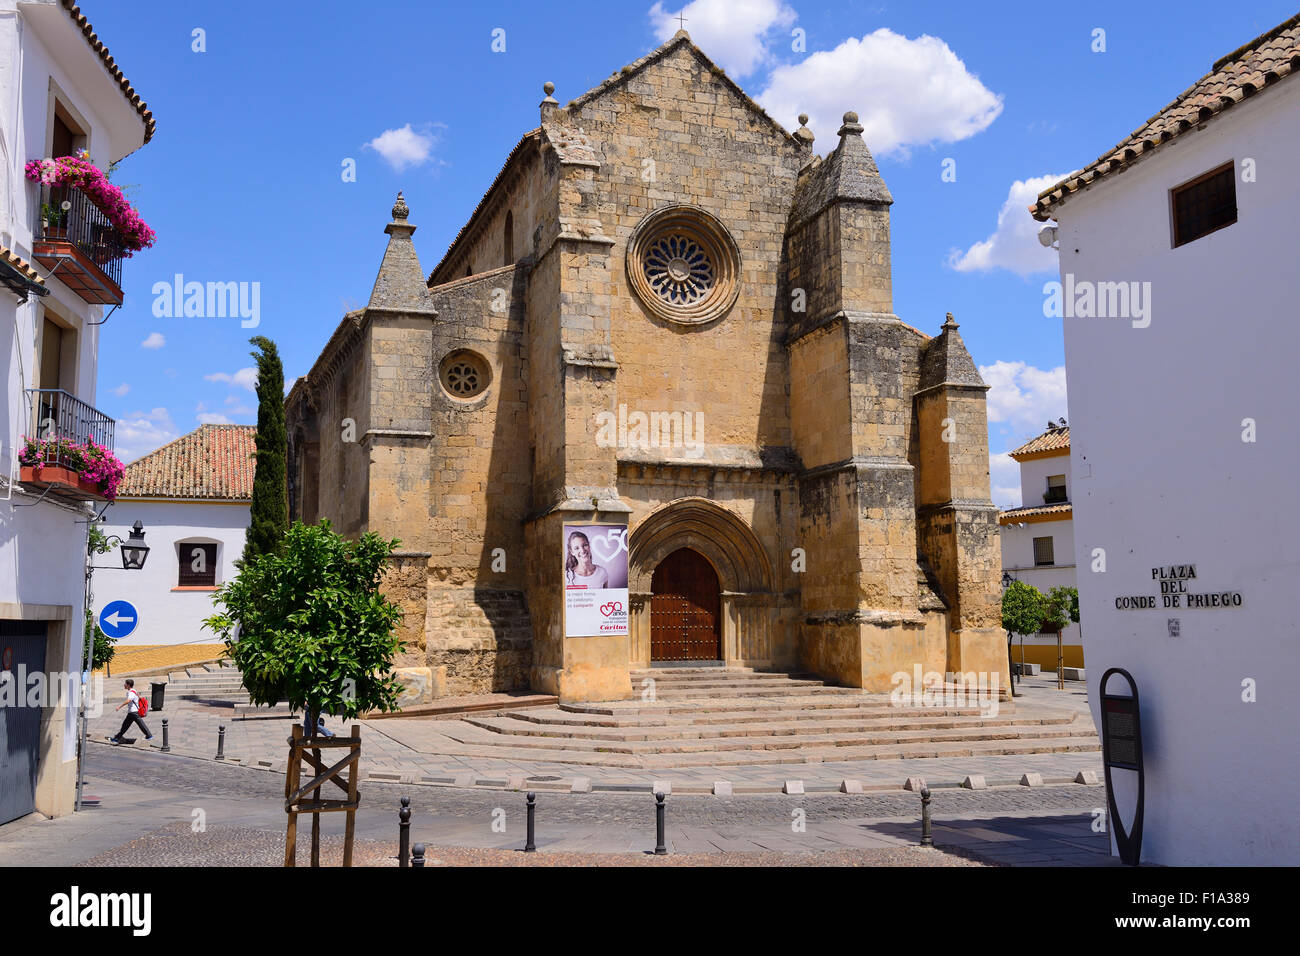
[
  {"left": 85, "top": 675, "right": 1102, "bottom": 794},
  {"left": 0, "top": 746, "right": 1116, "bottom": 866}
]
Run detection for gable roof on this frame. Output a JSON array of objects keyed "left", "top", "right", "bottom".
[
  {"left": 568, "top": 30, "right": 797, "bottom": 144},
  {"left": 427, "top": 30, "right": 802, "bottom": 285},
  {"left": 1009, "top": 425, "right": 1069, "bottom": 460},
  {"left": 59, "top": 1, "right": 156, "bottom": 144},
  {"left": 118, "top": 424, "right": 256, "bottom": 500},
  {"left": 1031, "top": 13, "right": 1300, "bottom": 221}
]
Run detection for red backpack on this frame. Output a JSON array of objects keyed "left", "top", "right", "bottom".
[{"left": 136, "top": 693, "right": 148, "bottom": 717}]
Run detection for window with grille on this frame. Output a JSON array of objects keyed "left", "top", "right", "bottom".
[
  {"left": 1171, "top": 162, "right": 1236, "bottom": 247},
  {"left": 1033, "top": 536, "right": 1055, "bottom": 567},
  {"left": 178, "top": 542, "right": 218, "bottom": 587}
]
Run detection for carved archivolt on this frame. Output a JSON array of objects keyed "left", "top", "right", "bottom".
[{"left": 628, "top": 497, "right": 772, "bottom": 593}]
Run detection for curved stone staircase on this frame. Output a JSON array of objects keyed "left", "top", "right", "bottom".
[{"left": 436, "top": 666, "right": 1100, "bottom": 769}]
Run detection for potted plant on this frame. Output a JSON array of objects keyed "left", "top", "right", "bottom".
[{"left": 40, "top": 201, "right": 67, "bottom": 239}]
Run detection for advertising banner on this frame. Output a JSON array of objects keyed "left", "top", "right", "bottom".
[{"left": 562, "top": 523, "right": 629, "bottom": 637}]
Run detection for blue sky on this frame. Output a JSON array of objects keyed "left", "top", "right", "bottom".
[{"left": 87, "top": 0, "right": 1297, "bottom": 504}]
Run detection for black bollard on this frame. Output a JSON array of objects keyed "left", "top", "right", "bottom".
[
  {"left": 654, "top": 791, "right": 668, "bottom": 855},
  {"left": 215, "top": 725, "right": 226, "bottom": 761},
  {"left": 920, "top": 787, "right": 933, "bottom": 847},
  {"left": 399, "top": 796, "right": 411, "bottom": 867},
  {"left": 412, "top": 843, "right": 425, "bottom": 868},
  {"left": 525, "top": 792, "right": 536, "bottom": 852},
  {"left": 160, "top": 718, "right": 170, "bottom": 753}
]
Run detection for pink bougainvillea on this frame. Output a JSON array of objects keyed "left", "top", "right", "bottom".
[
  {"left": 20, "top": 435, "right": 126, "bottom": 500},
  {"left": 24, "top": 155, "right": 155, "bottom": 254}
]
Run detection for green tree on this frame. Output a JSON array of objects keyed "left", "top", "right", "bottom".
[
  {"left": 1002, "top": 580, "right": 1047, "bottom": 697},
  {"left": 1002, "top": 580, "right": 1047, "bottom": 638},
  {"left": 85, "top": 607, "right": 115, "bottom": 671},
  {"left": 242, "top": 335, "right": 287, "bottom": 563},
  {"left": 1043, "top": 586, "right": 1078, "bottom": 633},
  {"left": 85, "top": 521, "right": 118, "bottom": 670},
  {"left": 204, "top": 519, "right": 406, "bottom": 731}
]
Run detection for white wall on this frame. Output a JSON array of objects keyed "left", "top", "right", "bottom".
[
  {"left": 100, "top": 500, "right": 250, "bottom": 647},
  {"left": 1018, "top": 454, "right": 1069, "bottom": 506},
  {"left": 1052, "top": 78, "right": 1300, "bottom": 865},
  {"left": 1, "top": 0, "right": 135, "bottom": 770},
  {"left": 1000, "top": 518, "right": 1080, "bottom": 649}
]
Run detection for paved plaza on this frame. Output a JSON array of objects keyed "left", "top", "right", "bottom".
[{"left": 0, "top": 744, "right": 1116, "bottom": 867}]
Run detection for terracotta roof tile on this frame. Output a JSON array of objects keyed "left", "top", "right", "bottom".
[
  {"left": 118, "top": 424, "right": 256, "bottom": 499},
  {"left": 1031, "top": 13, "right": 1300, "bottom": 220},
  {"left": 59, "top": 1, "right": 156, "bottom": 144},
  {"left": 1008, "top": 426, "right": 1069, "bottom": 460},
  {"left": 999, "top": 503, "right": 1072, "bottom": 525},
  {"left": 0, "top": 246, "right": 45, "bottom": 287}
]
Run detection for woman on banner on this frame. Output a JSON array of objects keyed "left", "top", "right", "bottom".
[{"left": 565, "top": 530, "right": 610, "bottom": 589}]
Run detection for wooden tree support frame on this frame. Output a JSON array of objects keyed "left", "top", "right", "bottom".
[{"left": 284, "top": 723, "right": 361, "bottom": 867}]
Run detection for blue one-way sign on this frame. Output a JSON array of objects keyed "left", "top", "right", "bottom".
[{"left": 99, "top": 600, "right": 139, "bottom": 639}]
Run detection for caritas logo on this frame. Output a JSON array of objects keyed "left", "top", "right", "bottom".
[{"left": 599, "top": 600, "right": 628, "bottom": 632}]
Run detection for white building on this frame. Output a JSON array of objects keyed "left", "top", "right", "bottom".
[
  {"left": 1031, "top": 14, "right": 1300, "bottom": 865},
  {"left": 104, "top": 425, "right": 254, "bottom": 656},
  {"left": 0, "top": 0, "right": 154, "bottom": 822},
  {"left": 998, "top": 422, "right": 1082, "bottom": 671}
]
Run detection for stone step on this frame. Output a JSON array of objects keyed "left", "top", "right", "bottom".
[
  {"left": 468, "top": 711, "right": 1079, "bottom": 742},
  {"left": 629, "top": 678, "right": 828, "bottom": 694},
  {"left": 436, "top": 729, "right": 1101, "bottom": 766},
  {"left": 629, "top": 666, "right": 756, "bottom": 677},
  {"left": 563, "top": 693, "right": 1007, "bottom": 717},
  {"left": 446, "top": 717, "right": 1090, "bottom": 755},
  {"left": 505, "top": 703, "right": 1017, "bottom": 728}
]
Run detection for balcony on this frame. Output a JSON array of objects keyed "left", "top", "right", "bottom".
[
  {"left": 1043, "top": 487, "right": 1069, "bottom": 505},
  {"left": 18, "top": 389, "right": 118, "bottom": 503},
  {"left": 32, "top": 184, "right": 126, "bottom": 305}
]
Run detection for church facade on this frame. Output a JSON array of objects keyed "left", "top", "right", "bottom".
[{"left": 284, "top": 31, "right": 1006, "bottom": 704}]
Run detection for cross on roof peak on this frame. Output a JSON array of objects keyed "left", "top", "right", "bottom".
[{"left": 676, "top": 11, "right": 688, "bottom": 30}]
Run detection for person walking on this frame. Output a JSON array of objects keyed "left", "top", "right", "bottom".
[{"left": 110, "top": 678, "right": 153, "bottom": 744}]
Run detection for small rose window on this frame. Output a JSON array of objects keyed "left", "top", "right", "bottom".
[{"left": 438, "top": 350, "right": 491, "bottom": 400}]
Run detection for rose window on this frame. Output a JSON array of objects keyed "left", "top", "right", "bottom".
[
  {"left": 644, "top": 235, "right": 715, "bottom": 306},
  {"left": 627, "top": 204, "right": 740, "bottom": 326}
]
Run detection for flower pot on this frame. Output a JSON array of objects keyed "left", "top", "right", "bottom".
[{"left": 19, "top": 465, "right": 107, "bottom": 500}]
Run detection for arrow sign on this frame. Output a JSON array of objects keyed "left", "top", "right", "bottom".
[{"left": 99, "top": 600, "right": 139, "bottom": 639}]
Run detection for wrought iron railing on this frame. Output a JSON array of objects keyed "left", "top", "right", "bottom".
[
  {"left": 1043, "top": 487, "right": 1069, "bottom": 504},
  {"left": 24, "top": 389, "right": 115, "bottom": 466},
  {"left": 36, "top": 183, "right": 125, "bottom": 288}
]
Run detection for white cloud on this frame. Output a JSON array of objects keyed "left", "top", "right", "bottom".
[
  {"left": 114, "top": 407, "right": 179, "bottom": 464},
  {"left": 140, "top": 332, "right": 165, "bottom": 350},
  {"left": 648, "top": 0, "right": 797, "bottom": 78},
  {"left": 757, "top": 29, "right": 1003, "bottom": 156},
  {"left": 109, "top": 382, "right": 130, "bottom": 397},
  {"left": 989, "top": 451, "right": 1022, "bottom": 510},
  {"left": 980, "top": 360, "right": 1067, "bottom": 440},
  {"left": 197, "top": 412, "right": 234, "bottom": 424},
  {"left": 204, "top": 367, "right": 258, "bottom": 391},
  {"left": 364, "top": 123, "right": 439, "bottom": 171},
  {"left": 949, "top": 173, "right": 1069, "bottom": 276}
]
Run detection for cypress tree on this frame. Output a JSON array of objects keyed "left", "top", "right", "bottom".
[{"left": 243, "top": 336, "right": 287, "bottom": 563}]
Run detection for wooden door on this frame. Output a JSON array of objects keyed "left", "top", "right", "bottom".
[{"left": 650, "top": 549, "right": 721, "bottom": 661}]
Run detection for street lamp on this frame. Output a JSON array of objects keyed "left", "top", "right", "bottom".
[
  {"left": 118, "top": 520, "right": 150, "bottom": 570},
  {"left": 1001, "top": 571, "right": 1018, "bottom": 697}
]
